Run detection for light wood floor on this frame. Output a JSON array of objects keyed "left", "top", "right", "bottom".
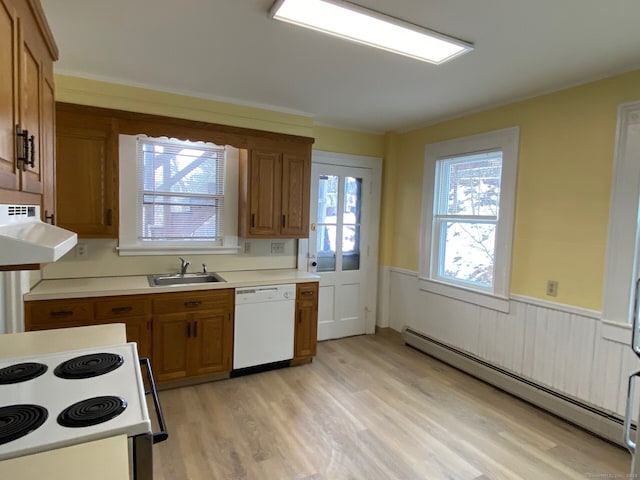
[{"left": 152, "top": 329, "right": 630, "bottom": 479}]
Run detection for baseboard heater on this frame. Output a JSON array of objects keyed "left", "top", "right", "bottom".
[{"left": 402, "top": 326, "right": 631, "bottom": 447}]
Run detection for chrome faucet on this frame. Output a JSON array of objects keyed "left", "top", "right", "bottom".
[
  {"left": 179, "top": 257, "right": 190, "bottom": 275},
  {"left": 202, "top": 263, "right": 208, "bottom": 274}
]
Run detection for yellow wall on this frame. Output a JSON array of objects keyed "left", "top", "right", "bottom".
[
  {"left": 54, "top": 75, "right": 385, "bottom": 157},
  {"left": 383, "top": 69, "right": 640, "bottom": 310},
  {"left": 57, "top": 71, "right": 640, "bottom": 310},
  {"left": 46, "top": 75, "right": 384, "bottom": 280},
  {"left": 312, "top": 125, "right": 385, "bottom": 157}
]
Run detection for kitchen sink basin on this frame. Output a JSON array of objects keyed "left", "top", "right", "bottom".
[{"left": 147, "top": 272, "right": 226, "bottom": 287}]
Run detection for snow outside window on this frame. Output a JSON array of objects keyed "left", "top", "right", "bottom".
[
  {"left": 419, "top": 127, "right": 519, "bottom": 312},
  {"left": 433, "top": 152, "right": 501, "bottom": 290}
]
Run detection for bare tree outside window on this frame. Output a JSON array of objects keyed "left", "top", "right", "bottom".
[{"left": 433, "top": 152, "right": 502, "bottom": 289}]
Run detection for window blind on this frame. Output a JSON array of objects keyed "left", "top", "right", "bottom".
[{"left": 137, "top": 137, "right": 225, "bottom": 243}]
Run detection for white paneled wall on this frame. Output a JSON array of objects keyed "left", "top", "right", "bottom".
[{"left": 386, "top": 267, "right": 640, "bottom": 417}]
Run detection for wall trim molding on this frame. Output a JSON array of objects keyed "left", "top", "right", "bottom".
[
  {"left": 600, "top": 319, "right": 632, "bottom": 345},
  {"left": 388, "top": 267, "right": 605, "bottom": 320},
  {"left": 389, "top": 266, "right": 420, "bottom": 277},
  {"left": 509, "top": 294, "right": 601, "bottom": 320}
]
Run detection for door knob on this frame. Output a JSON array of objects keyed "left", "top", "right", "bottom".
[{"left": 311, "top": 261, "right": 317, "bottom": 267}]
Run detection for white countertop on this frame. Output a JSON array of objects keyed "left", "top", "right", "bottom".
[
  {"left": 0, "top": 324, "right": 127, "bottom": 358},
  {"left": 0, "top": 324, "right": 130, "bottom": 480},
  {"left": 25, "top": 268, "right": 320, "bottom": 301}
]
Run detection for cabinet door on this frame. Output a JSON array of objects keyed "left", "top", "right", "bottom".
[
  {"left": 94, "top": 295, "right": 153, "bottom": 360},
  {"left": 56, "top": 120, "right": 117, "bottom": 237},
  {"left": 281, "top": 152, "right": 310, "bottom": 237},
  {"left": 0, "top": 0, "right": 19, "bottom": 192},
  {"left": 189, "top": 309, "right": 232, "bottom": 376},
  {"left": 152, "top": 313, "right": 190, "bottom": 383},
  {"left": 18, "top": 13, "right": 45, "bottom": 195},
  {"left": 294, "top": 283, "right": 318, "bottom": 360},
  {"left": 41, "top": 72, "right": 55, "bottom": 222},
  {"left": 123, "top": 316, "right": 152, "bottom": 361},
  {"left": 249, "top": 149, "right": 281, "bottom": 236}
]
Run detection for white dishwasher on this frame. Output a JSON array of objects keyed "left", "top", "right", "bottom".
[{"left": 233, "top": 284, "right": 296, "bottom": 370}]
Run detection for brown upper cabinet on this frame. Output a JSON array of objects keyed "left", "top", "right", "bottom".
[
  {"left": 55, "top": 106, "right": 118, "bottom": 238},
  {"left": 53, "top": 103, "right": 314, "bottom": 240},
  {"left": 238, "top": 147, "right": 311, "bottom": 238},
  {"left": 0, "top": 0, "right": 57, "bottom": 216}
]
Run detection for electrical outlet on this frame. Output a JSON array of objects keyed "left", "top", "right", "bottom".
[
  {"left": 271, "top": 242, "right": 285, "bottom": 254},
  {"left": 76, "top": 243, "right": 88, "bottom": 259},
  {"left": 244, "top": 241, "right": 251, "bottom": 254},
  {"left": 546, "top": 280, "right": 558, "bottom": 297}
]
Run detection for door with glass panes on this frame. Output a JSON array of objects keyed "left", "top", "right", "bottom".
[{"left": 308, "top": 163, "right": 371, "bottom": 340}]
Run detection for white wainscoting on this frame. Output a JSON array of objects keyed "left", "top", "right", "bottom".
[{"left": 386, "top": 267, "right": 640, "bottom": 417}]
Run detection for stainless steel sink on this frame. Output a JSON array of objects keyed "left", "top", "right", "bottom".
[{"left": 147, "top": 272, "right": 226, "bottom": 287}]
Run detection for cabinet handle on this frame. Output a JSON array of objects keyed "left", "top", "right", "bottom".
[
  {"left": 301, "top": 291, "right": 314, "bottom": 296},
  {"left": 106, "top": 209, "right": 113, "bottom": 226},
  {"left": 15, "top": 125, "right": 29, "bottom": 171},
  {"left": 282, "top": 214, "right": 286, "bottom": 228},
  {"left": 111, "top": 306, "right": 133, "bottom": 314},
  {"left": 44, "top": 211, "right": 55, "bottom": 225},
  {"left": 184, "top": 301, "right": 202, "bottom": 308},
  {"left": 27, "top": 135, "right": 35, "bottom": 168},
  {"left": 50, "top": 310, "right": 73, "bottom": 317},
  {"left": 186, "top": 322, "right": 191, "bottom": 338},
  {"left": 193, "top": 321, "right": 198, "bottom": 337},
  {"left": 251, "top": 213, "right": 255, "bottom": 228}
]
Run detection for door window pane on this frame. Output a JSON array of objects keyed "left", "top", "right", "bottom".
[
  {"left": 342, "top": 224, "right": 360, "bottom": 271},
  {"left": 318, "top": 175, "right": 339, "bottom": 223},
  {"left": 316, "top": 175, "right": 339, "bottom": 272},
  {"left": 316, "top": 224, "right": 336, "bottom": 272},
  {"left": 342, "top": 177, "right": 362, "bottom": 271},
  {"left": 343, "top": 177, "right": 362, "bottom": 222}
]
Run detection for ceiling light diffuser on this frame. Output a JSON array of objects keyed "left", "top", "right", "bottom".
[{"left": 270, "top": 0, "right": 473, "bottom": 64}]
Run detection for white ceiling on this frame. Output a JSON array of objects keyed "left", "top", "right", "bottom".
[{"left": 40, "top": 0, "right": 640, "bottom": 133}]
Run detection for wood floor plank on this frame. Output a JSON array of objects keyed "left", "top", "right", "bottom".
[{"left": 153, "top": 330, "right": 631, "bottom": 479}]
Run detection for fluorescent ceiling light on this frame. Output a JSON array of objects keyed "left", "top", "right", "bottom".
[{"left": 270, "top": 0, "right": 473, "bottom": 64}]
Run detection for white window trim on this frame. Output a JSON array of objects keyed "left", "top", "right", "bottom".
[
  {"left": 419, "top": 126, "right": 520, "bottom": 313},
  {"left": 601, "top": 101, "right": 640, "bottom": 324},
  {"left": 118, "top": 134, "right": 240, "bottom": 256}
]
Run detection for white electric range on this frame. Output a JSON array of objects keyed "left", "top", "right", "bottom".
[{"left": 0, "top": 343, "right": 167, "bottom": 479}]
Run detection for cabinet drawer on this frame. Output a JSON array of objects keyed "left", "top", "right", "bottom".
[
  {"left": 296, "top": 282, "right": 318, "bottom": 299},
  {"left": 95, "top": 296, "right": 152, "bottom": 320},
  {"left": 152, "top": 289, "right": 233, "bottom": 313},
  {"left": 27, "top": 299, "right": 93, "bottom": 328}
]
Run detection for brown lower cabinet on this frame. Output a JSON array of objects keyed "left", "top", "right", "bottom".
[
  {"left": 24, "top": 294, "right": 153, "bottom": 361},
  {"left": 151, "top": 289, "right": 233, "bottom": 383},
  {"left": 25, "top": 283, "right": 318, "bottom": 382},
  {"left": 294, "top": 282, "right": 319, "bottom": 362}
]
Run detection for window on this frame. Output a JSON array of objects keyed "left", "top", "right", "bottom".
[
  {"left": 139, "top": 137, "right": 225, "bottom": 242},
  {"left": 119, "top": 135, "right": 239, "bottom": 255},
  {"left": 420, "top": 127, "right": 519, "bottom": 312}
]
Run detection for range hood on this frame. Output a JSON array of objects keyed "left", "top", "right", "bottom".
[{"left": 0, "top": 205, "right": 77, "bottom": 265}]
